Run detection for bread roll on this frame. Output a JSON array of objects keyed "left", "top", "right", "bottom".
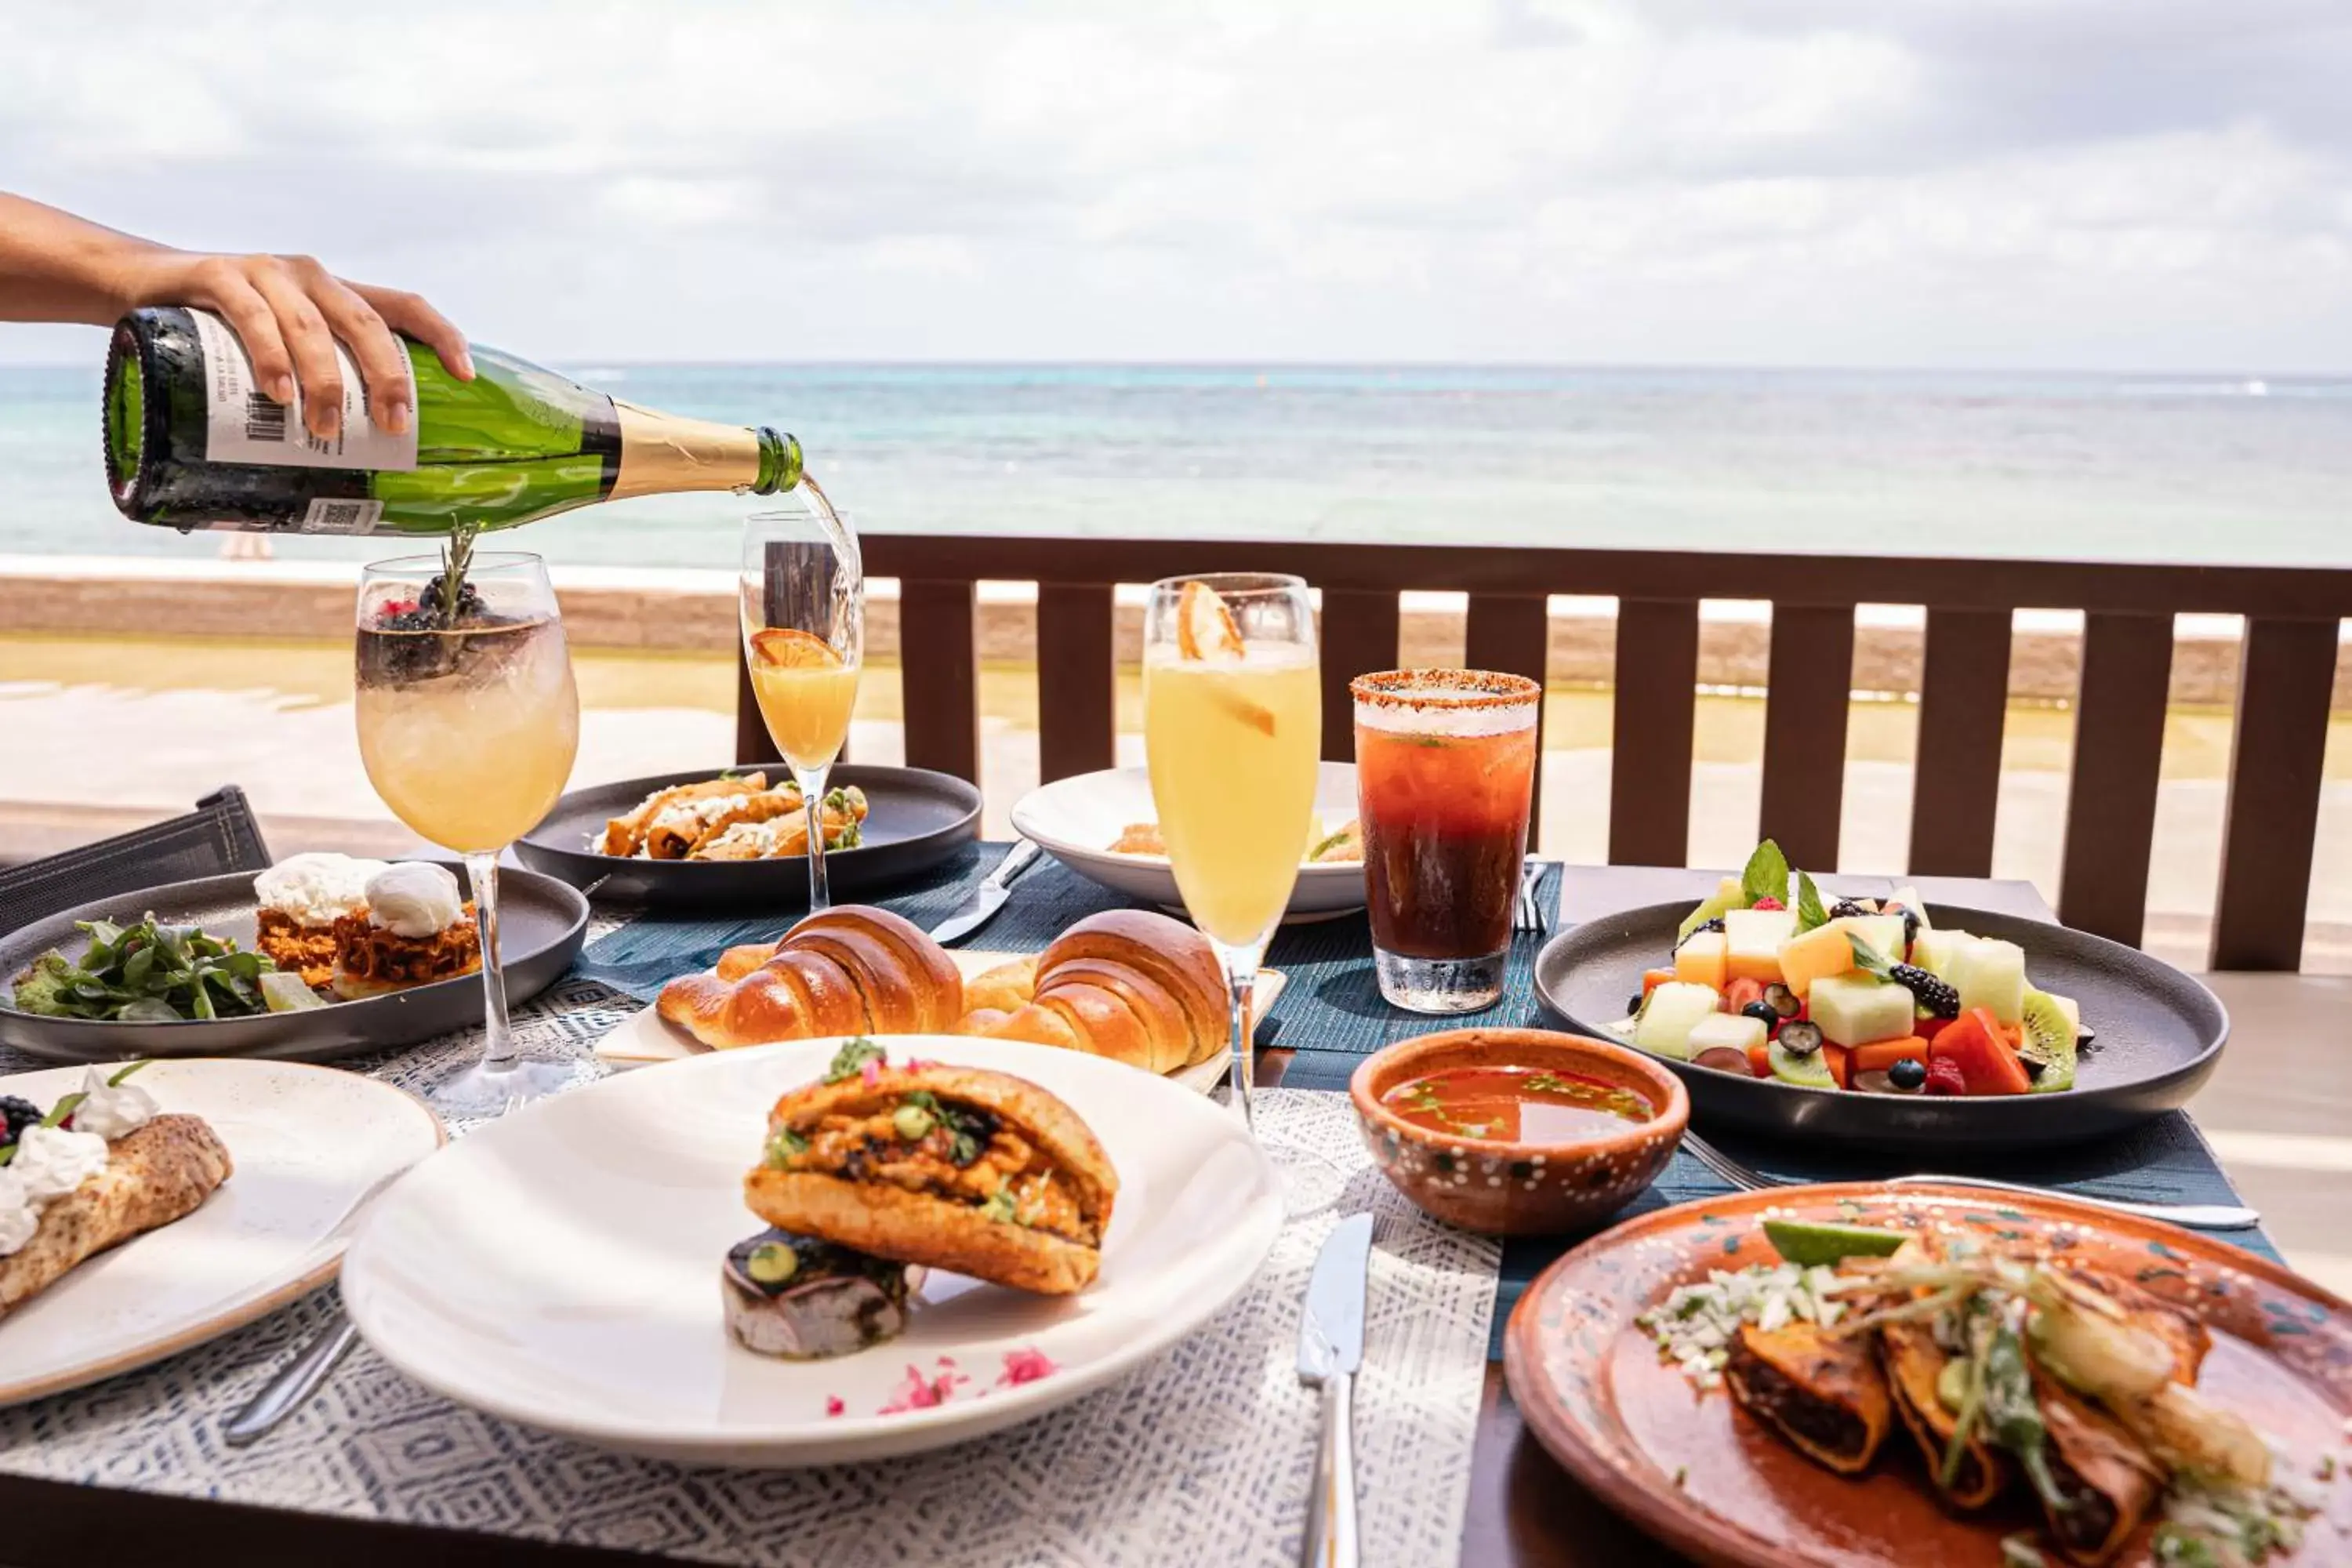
[{"left": 656, "top": 906, "right": 964, "bottom": 1050}]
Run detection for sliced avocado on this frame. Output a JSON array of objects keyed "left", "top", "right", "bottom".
[
  {"left": 1762, "top": 1218, "right": 1908, "bottom": 1268},
  {"left": 2018, "top": 989, "right": 2078, "bottom": 1092},
  {"left": 1676, "top": 874, "right": 1748, "bottom": 943},
  {"left": 1768, "top": 1034, "right": 1836, "bottom": 1089}
]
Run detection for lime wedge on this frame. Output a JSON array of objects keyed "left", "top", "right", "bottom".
[
  {"left": 260, "top": 971, "right": 327, "bottom": 1013},
  {"left": 1762, "top": 1218, "right": 1908, "bottom": 1268}
]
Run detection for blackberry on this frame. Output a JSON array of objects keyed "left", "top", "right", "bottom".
[
  {"left": 0, "top": 1095, "right": 40, "bottom": 1145},
  {"left": 375, "top": 582, "right": 488, "bottom": 632},
  {"left": 1829, "top": 899, "right": 1874, "bottom": 920},
  {"left": 1675, "top": 916, "right": 1725, "bottom": 951},
  {"left": 1890, "top": 964, "right": 1960, "bottom": 1019}
]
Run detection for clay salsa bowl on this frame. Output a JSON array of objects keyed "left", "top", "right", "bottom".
[{"left": 1349, "top": 1029, "right": 1689, "bottom": 1236}]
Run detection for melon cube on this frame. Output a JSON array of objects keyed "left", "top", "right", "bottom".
[
  {"left": 1951, "top": 938, "right": 2027, "bottom": 1026},
  {"left": 1776, "top": 921, "right": 1856, "bottom": 1000},
  {"left": 1809, "top": 973, "right": 1917, "bottom": 1047},
  {"left": 1911, "top": 929, "right": 1972, "bottom": 978},
  {"left": 1675, "top": 930, "right": 1729, "bottom": 991},
  {"left": 1689, "top": 1013, "right": 1768, "bottom": 1056},
  {"left": 1635, "top": 982, "right": 1720, "bottom": 1061},
  {"left": 1842, "top": 914, "right": 1908, "bottom": 967},
  {"left": 1722, "top": 908, "right": 1797, "bottom": 983}
]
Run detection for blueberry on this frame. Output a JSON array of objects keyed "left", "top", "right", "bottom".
[
  {"left": 1887, "top": 1058, "right": 1928, "bottom": 1091},
  {"left": 1741, "top": 1001, "right": 1779, "bottom": 1027}
]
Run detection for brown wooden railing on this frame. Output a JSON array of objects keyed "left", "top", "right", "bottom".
[{"left": 739, "top": 538, "right": 2352, "bottom": 973}]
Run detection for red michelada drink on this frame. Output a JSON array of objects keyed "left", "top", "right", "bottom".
[{"left": 1350, "top": 670, "right": 1541, "bottom": 1013}]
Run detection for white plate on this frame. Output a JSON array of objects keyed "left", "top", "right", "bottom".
[
  {"left": 341, "top": 1034, "right": 1283, "bottom": 1466},
  {"left": 0, "top": 1058, "right": 443, "bottom": 1405},
  {"left": 1011, "top": 761, "right": 1367, "bottom": 919}
]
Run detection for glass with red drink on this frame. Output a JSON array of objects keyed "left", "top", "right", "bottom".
[{"left": 1351, "top": 670, "right": 1541, "bottom": 1013}]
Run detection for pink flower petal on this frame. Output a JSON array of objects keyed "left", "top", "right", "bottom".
[
  {"left": 860, "top": 1058, "right": 882, "bottom": 1089},
  {"left": 824, "top": 1396, "right": 845, "bottom": 1417},
  {"left": 998, "top": 1348, "right": 1058, "bottom": 1387}
]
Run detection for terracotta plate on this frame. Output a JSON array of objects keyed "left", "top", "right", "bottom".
[{"left": 1504, "top": 1184, "right": 2352, "bottom": 1568}]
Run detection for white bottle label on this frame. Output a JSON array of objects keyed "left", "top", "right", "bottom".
[
  {"left": 297, "top": 498, "right": 387, "bottom": 534},
  {"left": 190, "top": 308, "right": 419, "bottom": 472}
]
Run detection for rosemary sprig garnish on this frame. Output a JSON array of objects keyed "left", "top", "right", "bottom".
[{"left": 435, "top": 522, "right": 479, "bottom": 626}]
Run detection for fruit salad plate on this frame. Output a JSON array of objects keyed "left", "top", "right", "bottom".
[
  {"left": 1534, "top": 898, "right": 2227, "bottom": 1152},
  {"left": 519, "top": 764, "right": 983, "bottom": 910},
  {"left": 1503, "top": 1183, "right": 2351, "bottom": 1568},
  {"left": 339, "top": 1034, "right": 1283, "bottom": 1467}
]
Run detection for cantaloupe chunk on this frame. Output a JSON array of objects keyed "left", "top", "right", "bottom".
[
  {"left": 1675, "top": 930, "right": 1729, "bottom": 990},
  {"left": 1722, "top": 908, "right": 1796, "bottom": 984},
  {"left": 1777, "top": 922, "right": 1853, "bottom": 1000}
]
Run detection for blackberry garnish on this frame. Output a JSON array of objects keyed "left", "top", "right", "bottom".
[
  {"left": 1889, "top": 964, "right": 1961, "bottom": 1019},
  {"left": 1829, "top": 899, "right": 1873, "bottom": 920},
  {"left": 0, "top": 1095, "right": 38, "bottom": 1145}
]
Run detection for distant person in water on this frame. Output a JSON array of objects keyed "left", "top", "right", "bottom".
[{"left": 0, "top": 191, "right": 472, "bottom": 443}]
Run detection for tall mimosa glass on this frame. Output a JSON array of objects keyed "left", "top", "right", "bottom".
[
  {"left": 1143, "top": 574, "right": 1324, "bottom": 1168},
  {"left": 741, "top": 506, "right": 863, "bottom": 909},
  {"left": 356, "top": 551, "right": 580, "bottom": 1117}
]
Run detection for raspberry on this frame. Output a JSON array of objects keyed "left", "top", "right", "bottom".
[
  {"left": 1923, "top": 1057, "right": 1967, "bottom": 1096},
  {"left": 1750, "top": 896, "right": 1784, "bottom": 913}
]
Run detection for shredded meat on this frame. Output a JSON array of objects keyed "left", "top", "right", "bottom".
[
  {"left": 253, "top": 911, "right": 340, "bottom": 988},
  {"left": 786, "top": 1104, "right": 1097, "bottom": 1247},
  {"left": 329, "top": 908, "right": 481, "bottom": 985},
  {"left": 1730, "top": 1356, "right": 1867, "bottom": 1461}
]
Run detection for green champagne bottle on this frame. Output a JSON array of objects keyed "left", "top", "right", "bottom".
[{"left": 103, "top": 306, "right": 803, "bottom": 535}]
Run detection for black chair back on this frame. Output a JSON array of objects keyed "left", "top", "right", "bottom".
[{"left": 0, "top": 787, "right": 272, "bottom": 934}]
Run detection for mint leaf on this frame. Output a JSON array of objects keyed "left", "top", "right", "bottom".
[
  {"left": 1740, "top": 840, "right": 1790, "bottom": 909},
  {"left": 1795, "top": 871, "right": 1830, "bottom": 933},
  {"left": 1846, "top": 932, "right": 1896, "bottom": 978}
]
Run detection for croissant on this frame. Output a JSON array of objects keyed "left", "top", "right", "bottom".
[
  {"left": 657, "top": 906, "right": 964, "bottom": 1050},
  {"left": 957, "top": 910, "right": 1227, "bottom": 1075}
]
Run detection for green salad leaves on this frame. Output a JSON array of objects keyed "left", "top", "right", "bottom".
[{"left": 6, "top": 916, "right": 278, "bottom": 1022}]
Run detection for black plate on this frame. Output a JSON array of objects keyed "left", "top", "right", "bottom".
[
  {"left": 514, "top": 764, "right": 982, "bottom": 910},
  {"left": 1533, "top": 900, "right": 2229, "bottom": 1152},
  {"left": 0, "top": 866, "right": 588, "bottom": 1065}
]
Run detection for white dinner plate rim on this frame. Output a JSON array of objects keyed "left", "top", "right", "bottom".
[
  {"left": 0, "top": 1058, "right": 445, "bottom": 1406},
  {"left": 340, "top": 1034, "right": 1284, "bottom": 1459}
]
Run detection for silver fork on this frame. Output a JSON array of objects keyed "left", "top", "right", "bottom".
[
  {"left": 1513, "top": 858, "right": 1552, "bottom": 934},
  {"left": 1678, "top": 1128, "right": 2261, "bottom": 1232}
]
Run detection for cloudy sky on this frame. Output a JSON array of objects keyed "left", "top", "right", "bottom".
[{"left": 4, "top": 0, "right": 2349, "bottom": 369}]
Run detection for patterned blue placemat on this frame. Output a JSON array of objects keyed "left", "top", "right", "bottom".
[{"left": 568, "top": 841, "right": 2274, "bottom": 1364}]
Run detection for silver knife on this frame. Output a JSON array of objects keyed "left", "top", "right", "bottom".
[
  {"left": 928, "top": 838, "right": 1042, "bottom": 946},
  {"left": 1297, "top": 1212, "right": 1373, "bottom": 1568},
  {"left": 220, "top": 1162, "right": 414, "bottom": 1447}
]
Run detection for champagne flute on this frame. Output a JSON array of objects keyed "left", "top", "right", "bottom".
[
  {"left": 741, "top": 506, "right": 864, "bottom": 909},
  {"left": 355, "top": 550, "right": 581, "bottom": 1117},
  {"left": 1142, "top": 573, "right": 1335, "bottom": 1205}
]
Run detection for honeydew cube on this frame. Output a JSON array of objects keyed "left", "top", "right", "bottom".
[
  {"left": 1675, "top": 930, "right": 1730, "bottom": 991},
  {"left": 1635, "top": 982, "right": 1720, "bottom": 1061},
  {"left": 1911, "top": 929, "right": 1973, "bottom": 979},
  {"left": 1689, "top": 1013, "right": 1768, "bottom": 1056},
  {"left": 1722, "top": 908, "right": 1797, "bottom": 983},
  {"left": 1842, "top": 914, "right": 1909, "bottom": 967},
  {"left": 1776, "top": 922, "right": 1857, "bottom": 1000},
  {"left": 1809, "top": 973, "right": 1918, "bottom": 1047},
  {"left": 1951, "top": 938, "right": 2027, "bottom": 1027}
]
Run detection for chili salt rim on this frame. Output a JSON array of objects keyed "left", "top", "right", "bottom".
[{"left": 1349, "top": 668, "right": 1542, "bottom": 710}]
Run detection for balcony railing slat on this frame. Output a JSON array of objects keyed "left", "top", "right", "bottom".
[
  {"left": 898, "top": 577, "right": 982, "bottom": 783},
  {"left": 1609, "top": 598, "right": 1699, "bottom": 866},
  {"left": 1465, "top": 593, "right": 1553, "bottom": 839},
  {"left": 1907, "top": 608, "right": 2013, "bottom": 877},
  {"left": 1035, "top": 583, "right": 1117, "bottom": 784},
  {"left": 2212, "top": 616, "right": 2339, "bottom": 970},
  {"left": 1759, "top": 604, "right": 1857, "bottom": 872},
  {"left": 2057, "top": 612, "right": 2174, "bottom": 947},
  {"left": 1319, "top": 588, "right": 1400, "bottom": 761}
]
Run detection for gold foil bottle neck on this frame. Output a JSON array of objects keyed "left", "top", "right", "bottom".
[{"left": 610, "top": 400, "right": 765, "bottom": 499}]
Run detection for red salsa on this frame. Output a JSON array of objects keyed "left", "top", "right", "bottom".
[{"left": 1382, "top": 1065, "right": 1653, "bottom": 1142}]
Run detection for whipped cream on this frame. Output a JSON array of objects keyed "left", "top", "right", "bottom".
[
  {"left": 365, "top": 862, "right": 464, "bottom": 939},
  {"left": 255, "top": 853, "right": 389, "bottom": 927},
  {"left": 13, "top": 1124, "right": 110, "bottom": 1205},
  {"left": 71, "top": 1066, "right": 158, "bottom": 1142},
  {"left": 0, "top": 1170, "right": 36, "bottom": 1258}
]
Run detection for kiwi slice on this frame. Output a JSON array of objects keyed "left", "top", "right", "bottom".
[
  {"left": 1762, "top": 1218, "right": 1908, "bottom": 1268},
  {"left": 1767, "top": 1033, "right": 1835, "bottom": 1089},
  {"left": 2018, "top": 989, "right": 2078, "bottom": 1093}
]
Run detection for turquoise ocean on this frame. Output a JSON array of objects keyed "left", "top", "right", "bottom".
[{"left": 3, "top": 362, "right": 2350, "bottom": 569}]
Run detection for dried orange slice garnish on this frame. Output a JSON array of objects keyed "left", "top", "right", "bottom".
[
  {"left": 750, "top": 627, "right": 844, "bottom": 669},
  {"left": 1174, "top": 580, "right": 1245, "bottom": 662}
]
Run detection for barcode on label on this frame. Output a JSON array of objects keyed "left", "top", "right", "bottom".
[
  {"left": 297, "top": 498, "right": 384, "bottom": 535},
  {"left": 243, "top": 394, "right": 288, "bottom": 444}
]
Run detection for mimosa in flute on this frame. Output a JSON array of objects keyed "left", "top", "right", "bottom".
[{"left": 741, "top": 503, "right": 864, "bottom": 909}]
